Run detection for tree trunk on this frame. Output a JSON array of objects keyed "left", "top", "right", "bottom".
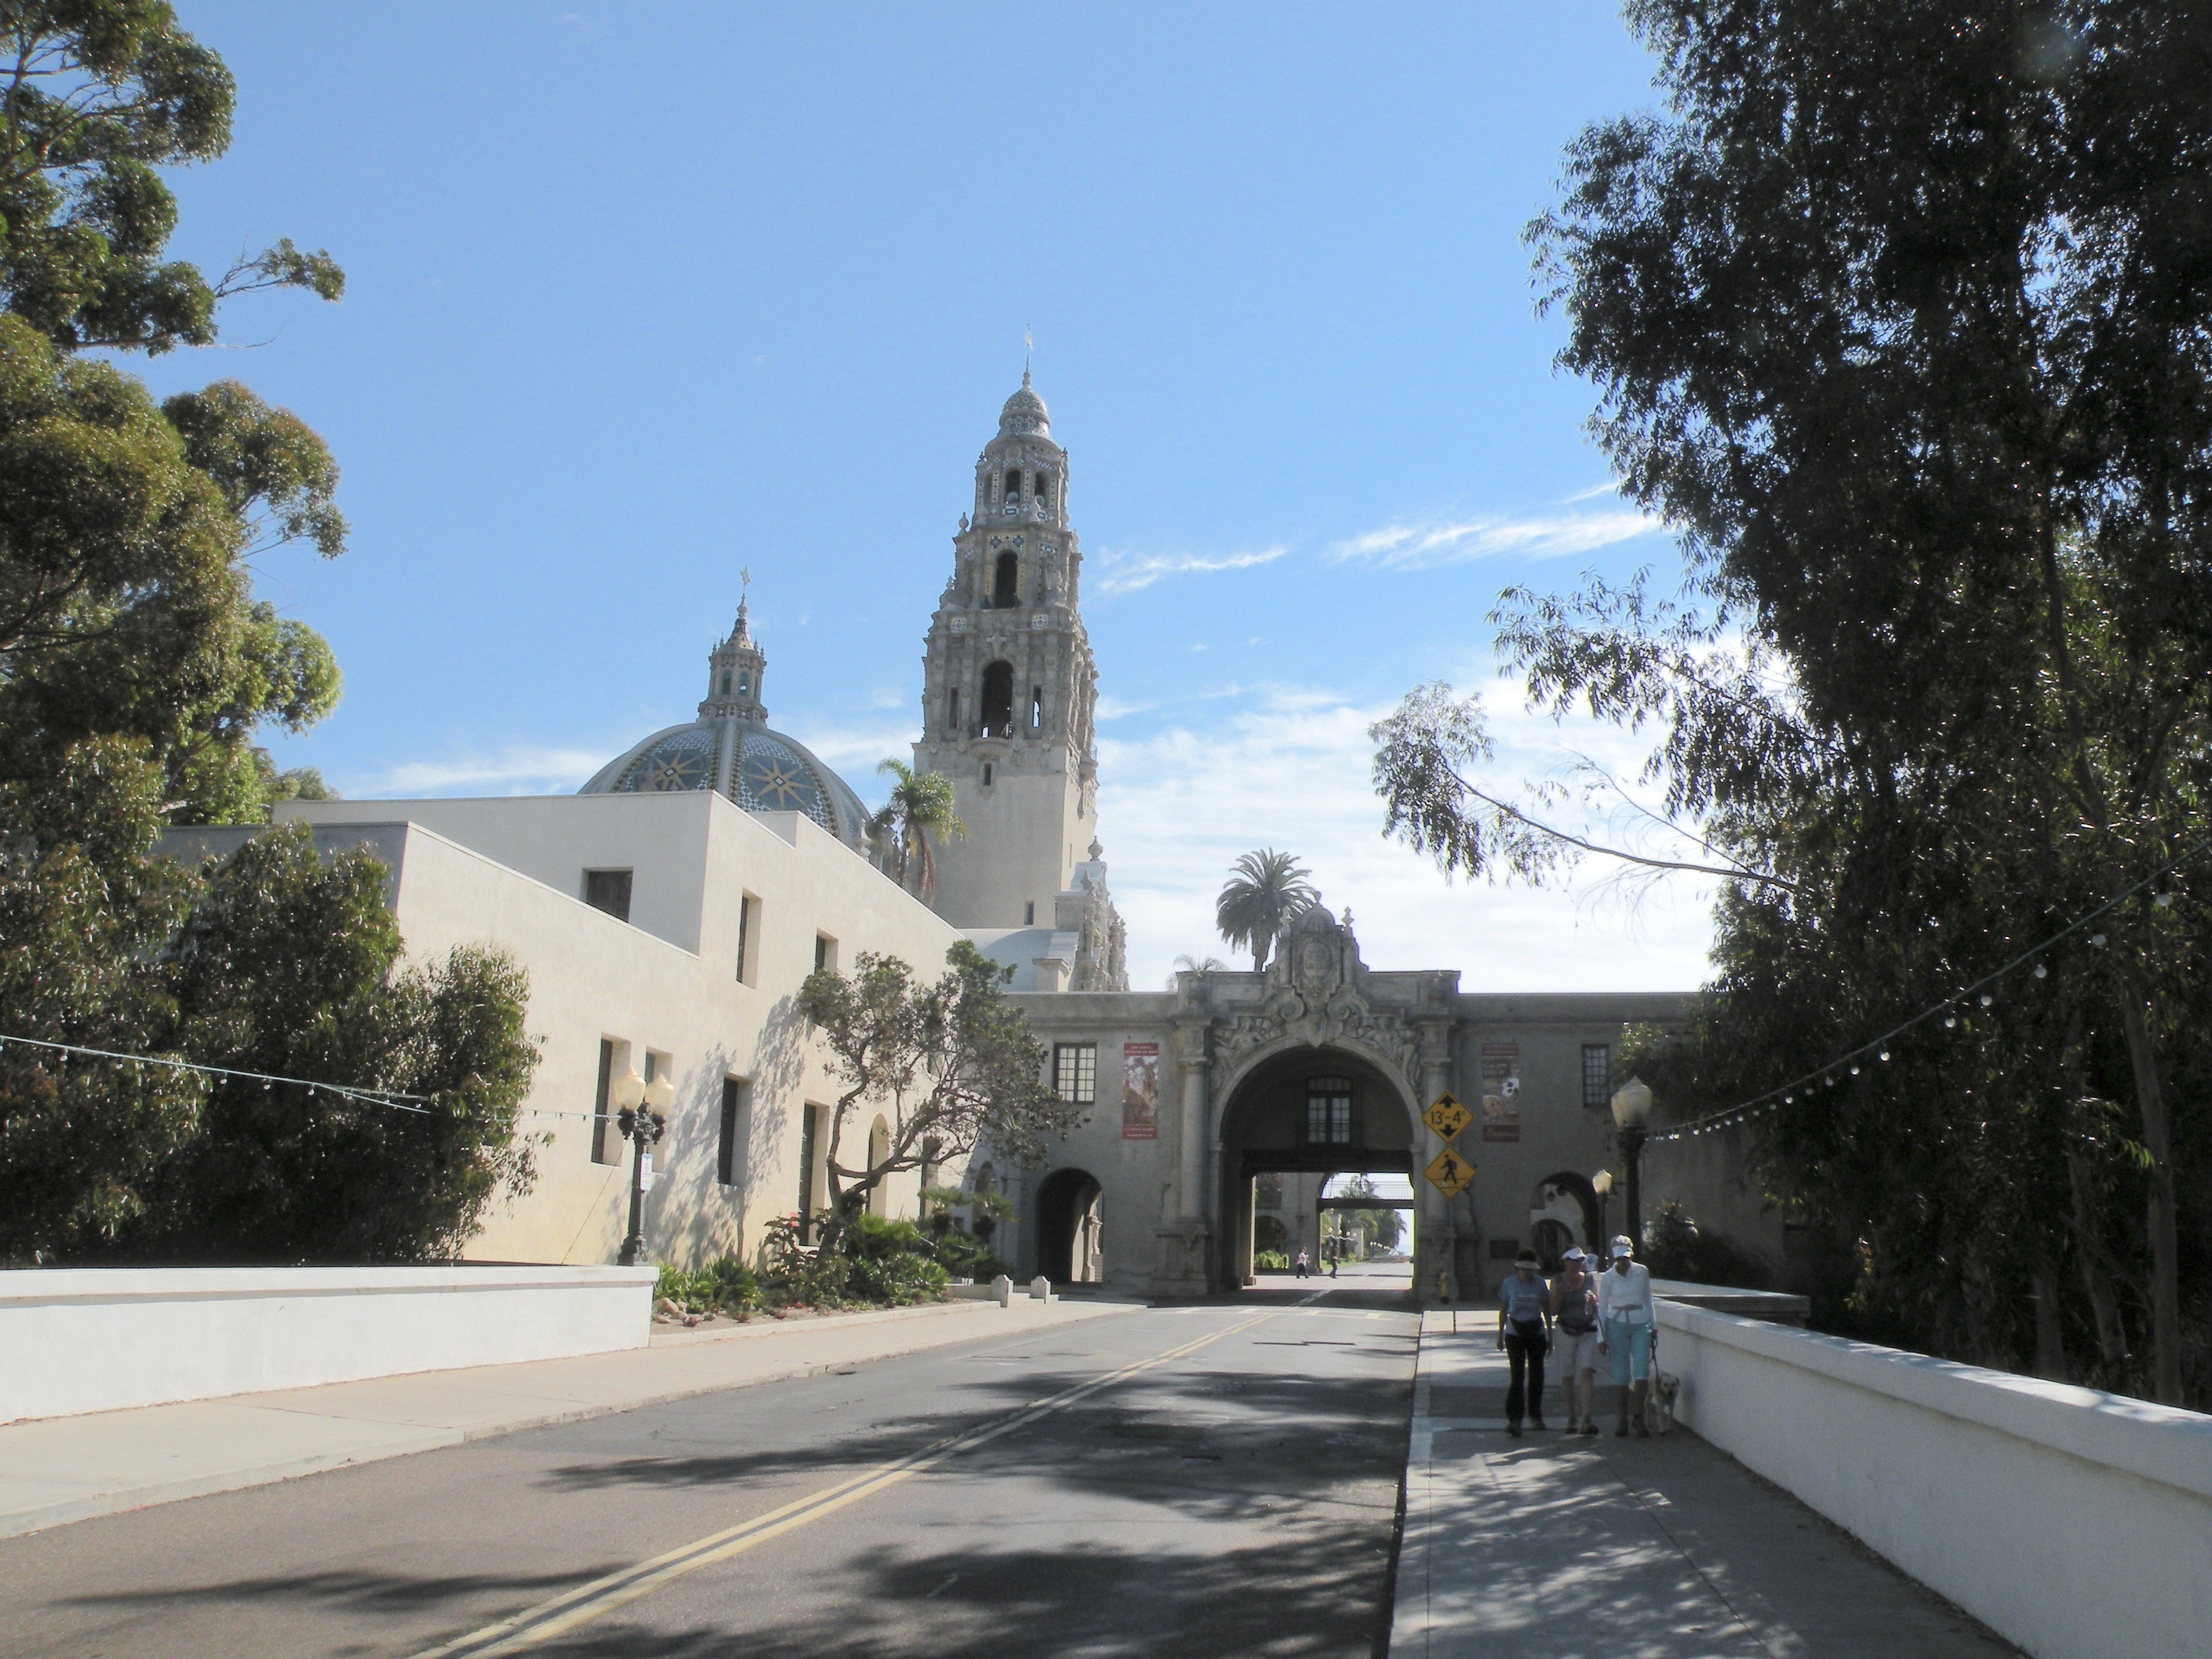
[
  {"left": 2116, "top": 985, "right": 2181, "bottom": 1404},
  {"left": 2064, "top": 1138, "right": 2130, "bottom": 1377},
  {"left": 2031, "top": 1267, "right": 2069, "bottom": 1382}
]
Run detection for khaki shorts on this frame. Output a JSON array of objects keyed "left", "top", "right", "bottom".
[{"left": 1555, "top": 1327, "right": 1599, "bottom": 1375}]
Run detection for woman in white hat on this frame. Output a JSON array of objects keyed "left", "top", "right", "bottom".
[
  {"left": 1595, "top": 1235, "right": 1657, "bottom": 1435},
  {"left": 1548, "top": 1245, "right": 1600, "bottom": 1436}
]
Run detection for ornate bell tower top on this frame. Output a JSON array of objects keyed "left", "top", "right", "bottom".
[
  {"left": 971, "top": 369, "right": 1069, "bottom": 534},
  {"left": 698, "top": 594, "right": 768, "bottom": 724}
]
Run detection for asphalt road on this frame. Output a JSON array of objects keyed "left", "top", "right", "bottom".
[{"left": 1, "top": 1270, "right": 1419, "bottom": 1659}]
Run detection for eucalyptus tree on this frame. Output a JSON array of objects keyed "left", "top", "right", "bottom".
[
  {"left": 1378, "top": 1, "right": 2212, "bottom": 1401},
  {"left": 1215, "top": 849, "right": 1319, "bottom": 973}
]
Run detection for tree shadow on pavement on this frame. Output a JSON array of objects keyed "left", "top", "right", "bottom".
[{"left": 528, "top": 1527, "right": 1394, "bottom": 1658}]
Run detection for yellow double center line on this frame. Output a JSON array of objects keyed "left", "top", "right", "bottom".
[{"left": 410, "top": 1309, "right": 1278, "bottom": 1657}]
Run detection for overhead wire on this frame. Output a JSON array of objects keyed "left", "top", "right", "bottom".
[{"left": 1648, "top": 833, "right": 2209, "bottom": 1144}]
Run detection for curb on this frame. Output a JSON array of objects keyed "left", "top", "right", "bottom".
[{"left": 0, "top": 1298, "right": 1145, "bottom": 1540}]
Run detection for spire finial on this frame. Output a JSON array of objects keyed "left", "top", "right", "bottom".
[
  {"left": 734, "top": 565, "right": 752, "bottom": 641},
  {"left": 1024, "top": 323, "right": 1032, "bottom": 387}
]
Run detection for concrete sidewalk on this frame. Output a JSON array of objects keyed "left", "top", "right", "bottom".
[
  {"left": 0, "top": 1294, "right": 1141, "bottom": 1540},
  {"left": 1390, "top": 1309, "right": 2023, "bottom": 1657}
]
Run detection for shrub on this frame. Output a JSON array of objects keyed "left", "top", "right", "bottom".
[
  {"left": 1640, "top": 1201, "right": 1774, "bottom": 1289},
  {"left": 1254, "top": 1250, "right": 1290, "bottom": 1272}
]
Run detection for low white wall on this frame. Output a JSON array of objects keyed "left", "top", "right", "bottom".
[
  {"left": 1, "top": 1265, "right": 657, "bottom": 1423},
  {"left": 1657, "top": 1298, "right": 2212, "bottom": 1659}
]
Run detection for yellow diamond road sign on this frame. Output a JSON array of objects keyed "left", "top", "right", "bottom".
[
  {"left": 1424, "top": 1144, "right": 1475, "bottom": 1198},
  {"left": 1422, "top": 1092, "right": 1470, "bottom": 1142}
]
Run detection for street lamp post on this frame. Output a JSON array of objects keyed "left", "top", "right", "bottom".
[
  {"left": 1610, "top": 1078, "right": 1654, "bottom": 1250},
  {"left": 1590, "top": 1167, "right": 1614, "bottom": 1248},
  {"left": 612, "top": 1065, "right": 677, "bottom": 1267}
]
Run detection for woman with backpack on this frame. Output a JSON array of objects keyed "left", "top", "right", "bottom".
[{"left": 1549, "top": 1245, "right": 1601, "bottom": 1436}]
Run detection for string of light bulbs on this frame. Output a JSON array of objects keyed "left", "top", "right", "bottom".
[
  {"left": 1649, "top": 834, "right": 2210, "bottom": 1145},
  {"left": 0, "top": 1031, "right": 603, "bottom": 1124}
]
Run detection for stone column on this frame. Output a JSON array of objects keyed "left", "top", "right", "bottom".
[
  {"left": 1148, "top": 1019, "right": 1215, "bottom": 1296},
  {"left": 1176, "top": 1027, "right": 1209, "bottom": 1221}
]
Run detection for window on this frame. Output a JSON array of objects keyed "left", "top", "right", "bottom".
[
  {"left": 814, "top": 933, "right": 837, "bottom": 974},
  {"left": 1025, "top": 900, "right": 1036, "bottom": 925},
  {"left": 993, "top": 552, "right": 1019, "bottom": 608},
  {"left": 946, "top": 686, "right": 959, "bottom": 731},
  {"left": 1306, "top": 1075, "right": 1353, "bottom": 1145},
  {"left": 1005, "top": 468, "right": 1022, "bottom": 498},
  {"left": 1030, "top": 685, "right": 1043, "bottom": 728},
  {"left": 736, "top": 893, "right": 761, "bottom": 985},
  {"left": 980, "top": 660, "right": 1014, "bottom": 730},
  {"left": 1053, "top": 1042, "right": 1098, "bottom": 1105},
  {"left": 583, "top": 868, "right": 632, "bottom": 922},
  {"left": 591, "top": 1039, "right": 618, "bottom": 1164},
  {"left": 718, "top": 1077, "right": 749, "bottom": 1187},
  {"left": 982, "top": 762, "right": 994, "bottom": 787},
  {"left": 797, "top": 1104, "right": 823, "bottom": 1242},
  {"left": 738, "top": 674, "right": 749, "bottom": 695},
  {"left": 1582, "top": 1044, "right": 1612, "bottom": 1111},
  {"left": 720, "top": 671, "right": 731, "bottom": 695}
]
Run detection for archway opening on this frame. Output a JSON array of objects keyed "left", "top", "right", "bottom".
[
  {"left": 1527, "top": 1171, "right": 1602, "bottom": 1267},
  {"left": 1034, "top": 1167, "right": 1103, "bottom": 1284},
  {"left": 993, "top": 551, "right": 1020, "bottom": 608},
  {"left": 980, "top": 660, "right": 1014, "bottom": 733},
  {"left": 1217, "top": 1045, "right": 1419, "bottom": 1296}
]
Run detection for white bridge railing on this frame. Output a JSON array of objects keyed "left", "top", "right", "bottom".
[{"left": 1657, "top": 1290, "right": 2212, "bottom": 1659}]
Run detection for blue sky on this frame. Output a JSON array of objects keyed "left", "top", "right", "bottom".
[{"left": 141, "top": 2, "right": 1717, "bottom": 993}]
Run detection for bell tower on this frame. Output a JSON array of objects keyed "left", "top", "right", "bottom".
[{"left": 914, "top": 374, "right": 1123, "bottom": 987}]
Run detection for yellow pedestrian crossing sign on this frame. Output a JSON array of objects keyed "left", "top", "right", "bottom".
[
  {"left": 1424, "top": 1144, "right": 1475, "bottom": 1198},
  {"left": 1422, "top": 1092, "right": 1470, "bottom": 1142}
]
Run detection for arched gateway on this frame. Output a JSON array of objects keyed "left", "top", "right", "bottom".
[
  {"left": 995, "top": 900, "right": 1691, "bottom": 1302},
  {"left": 1216, "top": 1044, "right": 1416, "bottom": 1290}
]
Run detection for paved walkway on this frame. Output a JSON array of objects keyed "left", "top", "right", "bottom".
[
  {"left": 0, "top": 1294, "right": 1139, "bottom": 1540},
  {"left": 1390, "top": 1310, "right": 2022, "bottom": 1658}
]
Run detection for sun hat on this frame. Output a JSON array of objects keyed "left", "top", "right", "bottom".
[
  {"left": 1561, "top": 1245, "right": 1586, "bottom": 1262},
  {"left": 1610, "top": 1239, "right": 1634, "bottom": 1258}
]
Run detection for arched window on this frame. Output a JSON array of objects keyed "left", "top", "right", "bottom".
[
  {"left": 1037, "top": 472, "right": 1054, "bottom": 509},
  {"left": 720, "top": 671, "right": 731, "bottom": 695},
  {"left": 1030, "top": 684, "right": 1044, "bottom": 728},
  {"left": 980, "top": 660, "right": 1014, "bottom": 733},
  {"left": 993, "top": 551, "right": 1020, "bottom": 608},
  {"left": 1005, "top": 468, "right": 1023, "bottom": 498},
  {"left": 945, "top": 686, "right": 959, "bottom": 731}
]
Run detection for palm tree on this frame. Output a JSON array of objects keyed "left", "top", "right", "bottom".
[
  {"left": 872, "top": 760, "right": 966, "bottom": 903},
  {"left": 1167, "top": 953, "right": 1229, "bottom": 990},
  {"left": 1214, "top": 849, "right": 1318, "bottom": 973}
]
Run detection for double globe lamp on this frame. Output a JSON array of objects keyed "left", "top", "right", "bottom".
[{"left": 611, "top": 1064, "right": 677, "bottom": 1266}]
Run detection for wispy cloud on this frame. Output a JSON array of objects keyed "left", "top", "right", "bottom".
[
  {"left": 1095, "top": 683, "right": 1715, "bottom": 994},
  {"left": 369, "top": 745, "right": 612, "bottom": 796},
  {"left": 1092, "top": 546, "right": 1288, "bottom": 595},
  {"left": 1566, "top": 479, "right": 1625, "bottom": 503},
  {"left": 1329, "top": 510, "right": 1660, "bottom": 570}
]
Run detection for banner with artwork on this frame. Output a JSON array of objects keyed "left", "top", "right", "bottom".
[
  {"left": 1122, "top": 1041, "right": 1160, "bottom": 1139},
  {"left": 1480, "top": 1041, "right": 1520, "bottom": 1142}
]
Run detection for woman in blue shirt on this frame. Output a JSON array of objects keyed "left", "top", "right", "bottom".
[{"left": 1495, "top": 1247, "right": 1553, "bottom": 1436}]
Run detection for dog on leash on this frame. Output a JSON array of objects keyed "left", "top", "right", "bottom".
[{"left": 1648, "top": 1370, "right": 1680, "bottom": 1435}]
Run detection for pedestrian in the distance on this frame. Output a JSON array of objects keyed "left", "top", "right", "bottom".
[
  {"left": 1549, "top": 1245, "right": 1600, "bottom": 1436},
  {"left": 1495, "top": 1247, "right": 1552, "bottom": 1437},
  {"left": 1595, "top": 1235, "right": 1657, "bottom": 1436},
  {"left": 1293, "top": 1248, "right": 1310, "bottom": 1279}
]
